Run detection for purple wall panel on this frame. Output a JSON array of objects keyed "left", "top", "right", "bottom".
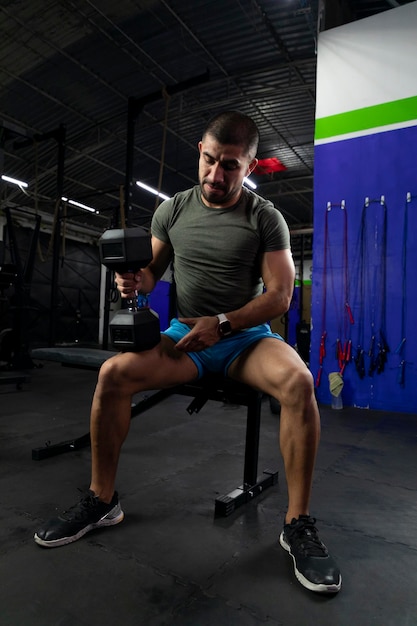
[
  {"left": 149, "top": 280, "right": 171, "bottom": 332},
  {"left": 312, "top": 126, "right": 417, "bottom": 412}
]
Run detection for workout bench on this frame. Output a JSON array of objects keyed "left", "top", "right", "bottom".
[{"left": 31, "top": 347, "right": 278, "bottom": 517}]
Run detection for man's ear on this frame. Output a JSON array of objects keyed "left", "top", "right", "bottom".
[{"left": 247, "top": 158, "right": 258, "bottom": 175}]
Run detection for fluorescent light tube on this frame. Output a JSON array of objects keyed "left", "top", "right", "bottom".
[
  {"left": 136, "top": 180, "right": 170, "bottom": 200},
  {"left": 243, "top": 177, "right": 257, "bottom": 189},
  {"left": 1, "top": 174, "right": 29, "bottom": 188},
  {"left": 61, "top": 197, "right": 97, "bottom": 213}
]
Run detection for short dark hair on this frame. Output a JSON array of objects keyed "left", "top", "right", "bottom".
[{"left": 202, "top": 111, "right": 259, "bottom": 159}]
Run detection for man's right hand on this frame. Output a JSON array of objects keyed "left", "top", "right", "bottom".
[{"left": 114, "top": 271, "right": 143, "bottom": 298}]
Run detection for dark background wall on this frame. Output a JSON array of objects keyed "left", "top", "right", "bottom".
[{"left": 1, "top": 224, "right": 101, "bottom": 353}]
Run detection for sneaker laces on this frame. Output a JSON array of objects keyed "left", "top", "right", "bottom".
[
  {"left": 61, "top": 489, "right": 99, "bottom": 522},
  {"left": 286, "top": 516, "right": 329, "bottom": 558}
]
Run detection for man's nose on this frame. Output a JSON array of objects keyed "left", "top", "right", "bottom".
[{"left": 209, "top": 162, "right": 224, "bottom": 182}]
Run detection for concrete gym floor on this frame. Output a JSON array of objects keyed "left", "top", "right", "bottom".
[{"left": 1, "top": 361, "right": 416, "bottom": 626}]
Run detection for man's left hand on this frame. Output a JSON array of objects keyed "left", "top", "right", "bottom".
[{"left": 175, "top": 316, "right": 219, "bottom": 352}]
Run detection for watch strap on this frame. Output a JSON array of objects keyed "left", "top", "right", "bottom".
[{"left": 216, "top": 313, "right": 232, "bottom": 337}]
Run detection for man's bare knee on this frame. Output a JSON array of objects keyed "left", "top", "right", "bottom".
[
  {"left": 278, "top": 364, "right": 315, "bottom": 408},
  {"left": 97, "top": 354, "right": 146, "bottom": 395}
]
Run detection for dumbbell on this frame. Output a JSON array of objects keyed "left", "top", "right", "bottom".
[{"left": 99, "top": 227, "right": 161, "bottom": 351}]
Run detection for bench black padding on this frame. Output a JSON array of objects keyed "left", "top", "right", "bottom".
[
  {"left": 31, "top": 347, "right": 117, "bottom": 369},
  {"left": 31, "top": 347, "right": 278, "bottom": 516}
]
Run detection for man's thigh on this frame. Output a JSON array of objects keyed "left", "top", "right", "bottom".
[
  {"left": 105, "top": 335, "right": 199, "bottom": 393},
  {"left": 228, "top": 337, "right": 307, "bottom": 397}
]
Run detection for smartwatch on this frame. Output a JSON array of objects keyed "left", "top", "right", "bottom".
[{"left": 216, "top": 313, "right": 232, "bottom": 338}]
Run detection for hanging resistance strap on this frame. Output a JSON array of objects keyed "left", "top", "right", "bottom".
[
  {"left": 335, "top": 201, "right": 354, "bottom": 375},
  {"left": 315, "top": 203, "right": 329, "bottom": 388},
  {"left": 375, "top": 198, "right": 389, "bottom": 374},
  {"left": 353, "top": 204, "right": 366, "bottom": 378},
  {"left": 354, "top": 197, "right": 389, "bottom": 378},
  {"left": 394, "top": 193, "right": 414, "bottom": 386},
  {"left": 316, "top": 201, "right": 354, "bottom": 385}
]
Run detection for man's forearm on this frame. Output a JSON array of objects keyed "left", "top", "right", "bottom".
[{"left": 224, "top": 288, "right": 292, "bottom": 332}]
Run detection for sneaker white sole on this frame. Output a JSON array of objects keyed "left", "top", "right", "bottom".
[
  {"left": 279, "top": 532, "right": 342, "bottom": 594},
  {"left": 34, "top": 506, "right": 125, "bottom": 548}
]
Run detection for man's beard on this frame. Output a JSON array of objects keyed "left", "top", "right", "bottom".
[{"left": 200, "top": 178, "right": 234, "bottom": 205}]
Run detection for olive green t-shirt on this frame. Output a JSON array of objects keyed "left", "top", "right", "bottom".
[{"left": 151, "top": 185, "right": 291, "bottom": 318}]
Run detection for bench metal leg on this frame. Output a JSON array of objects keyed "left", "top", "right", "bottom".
[
  {"left": 214, "top": 392, "right": 279, "bottom": 517},
  {"left": 32, "top": 433, "right": 91, "bottom": 460},
  {"left": 214, "top": 469, "right": 279, "bottom": 517},
  {"left": 0, "top": 373, "right": 29, "bottom": 390},
  {"left": 32, "top": 388, "right": 173, "bottom": 460}
]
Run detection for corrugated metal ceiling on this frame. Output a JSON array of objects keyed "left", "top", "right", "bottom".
[{"left": 0, "top": 0, "right": 413, "bottom": 237}]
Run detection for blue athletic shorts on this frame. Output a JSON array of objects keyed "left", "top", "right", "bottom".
[{"left": 162, "top": 318, "right": 283, "bottom": 378}]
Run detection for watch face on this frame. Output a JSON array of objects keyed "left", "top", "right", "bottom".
[
  {"left": 219, "top": 320, "right": 232, "bottom": 336},
  {"left": 217, "top": 314, "right": 232, "bottom": 337}
]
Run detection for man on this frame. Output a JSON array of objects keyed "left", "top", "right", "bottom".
[{"left": 35, "top": 111, "right": 341, "bottom": 594}]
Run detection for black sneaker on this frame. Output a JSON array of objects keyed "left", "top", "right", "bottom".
[
  {"left": 279, "top": 515, "right": 342, "bottom": 593},
  {"left": 34, "top": 490, "right": 124, "bottom": 548}
]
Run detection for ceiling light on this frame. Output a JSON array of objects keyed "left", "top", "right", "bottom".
[
  {"left": 136, "top": 180, "right": 170, "bottom": 201},
  {"left": 1, "top": 174, "right": 29, "bottom": 188},
  {"left": 61, "top": 197, "right": 98, "bottom": 213},
  {"left": 243, "top": 177, "right": 257, "bottom": 189}
]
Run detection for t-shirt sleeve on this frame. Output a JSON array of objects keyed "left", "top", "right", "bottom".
[
  {"left": 151, "top": 198, "right": 174, "bottom": 243},
  {"left": 258, "top": 203, "right": 291, "bottom": 252}
]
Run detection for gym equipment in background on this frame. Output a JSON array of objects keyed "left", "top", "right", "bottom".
[
  {"left": 1, "top": 207, "right": 41, "bottom": 371},
  {"left": 99, "top": 227, "right": 160, "bottom": 351},
  {"left": 0, "top": 224, "right": 31, "bottom": 388}
]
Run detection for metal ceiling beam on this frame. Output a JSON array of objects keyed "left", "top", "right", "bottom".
[
  {"left": 0, "top": 0, "right": 320, "bottom": 230},
  {"left": 251, "top": 0, "right": 316, "bottom": 105},
  {"left": 160, "top": 0, "right": 314, "bottom": 174}
]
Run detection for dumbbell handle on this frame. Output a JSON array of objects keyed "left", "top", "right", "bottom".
[
  {"left": 126, "top": 291, "right": 149, "bottom": 313},
  {"left": 126, "top": 296, "right": 138, "bottom": 313}
]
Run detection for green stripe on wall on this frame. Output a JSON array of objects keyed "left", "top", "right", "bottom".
[{"left": 315, "top": 95, "right": 417, "bottom": 140}]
